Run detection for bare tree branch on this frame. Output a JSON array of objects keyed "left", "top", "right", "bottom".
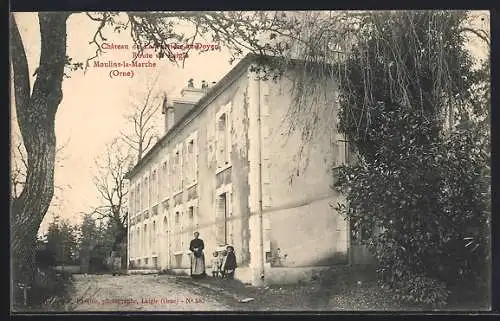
[
  {"left": 85, "top": 12, "right": 112, "bottom": 72},
  {"left": 91, "top": 138, "right": 132, "bottom": 247},
  {"left": 460, "top": 27, "right": 490, "bottom": 47},
  {"left": 121, "top": 71, "right": 163, "bottom": 164}
]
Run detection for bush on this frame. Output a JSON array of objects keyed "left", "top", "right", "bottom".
[
  {"left": 334, "top": 118, "right": 490, "bottom": 306},
  {"left": 386, "top": 272, "right": 450, "bottom": 308},
  {"left": 29, "top": 268, "right": 73, "bottom": 308},
  {"left": 332, "top": 11, "right": 490, "bottom": 307}
]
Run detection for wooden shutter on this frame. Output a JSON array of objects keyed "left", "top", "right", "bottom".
[
  {"left": 194, "top": 133, "right": 198, "bottom": 183},
  {"left": 228, "top": 192, "right": 233, "bottom": 245},
  {"left": 227, "top": 103, "right": 232, "bottom": 165},
  {"left": 215, "top": 195, "right": 225, "bottom": 245},
  {"left": 166, "top": 156, "right": 170, "bottom": 197}
]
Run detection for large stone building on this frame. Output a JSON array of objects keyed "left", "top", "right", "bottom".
[{"left": 125, "top": 54, "right": 362, "bottom": 285}]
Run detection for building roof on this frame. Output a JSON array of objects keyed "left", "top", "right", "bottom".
[{"left": 124, "top": 53, "right": 258, "bottom": 180}]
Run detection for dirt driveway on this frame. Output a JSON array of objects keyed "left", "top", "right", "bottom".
[{"left": 66, "top": 274, "right": 230, "bottom": 311}]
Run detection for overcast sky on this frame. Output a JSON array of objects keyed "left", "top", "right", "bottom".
[{"left": 11, "top": 11, "right": 489, "bottom": 236}]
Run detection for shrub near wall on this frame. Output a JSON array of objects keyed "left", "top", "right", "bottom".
[
  {"left": 332, "top": 11, "right": 490, "bottom": 308},
  {"left": 335, "top": 112, "right": 490, "bottom": 308}
]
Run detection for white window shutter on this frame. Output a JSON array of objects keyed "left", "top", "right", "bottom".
[
  {"left": 194, "top": 205, "right": 199, "bottom": 229},
  {"left": 216, "top": 113, "right": 222, "bottom": 168},
  {"left": 184, "top": 141, "right": 188, "bottom": 183},
  {"left": 228, "top": 192, "right": 233, "bottom": 244},
  {"left": 178, "top": 146, "right": 182, "bottom": 191},
  {"left": 194, "top": 133, "right": 199, "bottom": 183},
  {"left": 179, "top": 212, "right": 183, "bottom": 251},
  {"left": 181, "top": 144, "right": 185, "bottom": 188},
  {"left": 227, "top": 105, "right": 232, "bottom": 164},
  {"left": 167, "top": 157, "right": 170, "bottom": 196}
]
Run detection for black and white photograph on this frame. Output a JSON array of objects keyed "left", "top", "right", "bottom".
[{"left": 10, "top": 10, "right": 491, "bottom": 312}]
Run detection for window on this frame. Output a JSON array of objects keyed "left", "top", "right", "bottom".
[
  {"left": 350, "top": 217, "right": 375, "bottom": 243},
  {"left": 187, "top": 139, "right": 194, "bottom": 183},
  {"left": 185, "top": 136, "right": 199, "bottom": 185},
  {"left": 131, "top": 230, "right": 135, "bottom": 257},
  {"left": 187, "top": 206, "right": 195, "bottom": 238},
  {"left": 136, "top": 228, "right": 140, "bottom": 256},
  {"left": 151, "top": 170, "right": 157, "bottom": 204},
  {"left": 337, "top": 133, "right": 354, "bottom": 166},
  {"left": 155, "top": 170, "right": 159, "bottom": 203},
  {"left": 129, "top": 229, "right": 133, "bottom": 257},
  {"left": 144, "top": 224, "right": 148, "bottom": 254},
  {"left": 137, "top": 183, "right": 141, "bottom": 214},
  {"left": 133, "top": 187, "right": 137, "bottom": 214},
  {"left": 174, "top": 149, "right": 182, "bottom": 192},
  {"left": 174, "top": 211, "right": 182, "bottom": 251},
  {"left": 154, "top": 169, "right": 159, "bottom": 203},
  {"left": 338, "top": 139, "right": 349, "bottom": 166},
  {"left": 180, "top": 211, "right": 185, "bottom": 250},
  {"left": 143, "top": 177, "right": 149, "bottom": 210},
  {"left": 130, "top": 188, "right": 135, "bottom": 215},
  {"left": 157, "top": 171, "right": 160, "bottom": 202},
  {"left": 137, "top": 182, "right": 141, "bottom": 212},
  {"left": 152, "top": 221, "right": 156, "bottom": 254},
  {"left": 215, "top": 193, "right": 228, "bottom": 245},
  {"left": 217, "top": 113, "right": 230, "bottom": 168},
  {"left": 148, "top": 175, "right": 152, "bottom": 207},
  {"left": 161, "top": 161, "right": 168, "bottom": 199},
  {"left": 163, "top": 216, "right": 168, "bottom": 255},
  {"left": 167, "top": 157, "right": 172, "bottom": 196}
]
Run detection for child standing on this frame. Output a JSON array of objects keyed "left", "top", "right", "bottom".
[
  {"left": 223, "top": 246, "right": 237, "bottom": 279},
  {"left": 210, "top": 252, "right": 222, "bottom": 278}
]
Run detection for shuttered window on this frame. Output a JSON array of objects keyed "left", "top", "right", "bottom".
[
  {"left": 216, "top": 102, "right": 232, "bottom": 169},
  {"left": 215, "top": 193, "right": 228, "bottom": 245}
]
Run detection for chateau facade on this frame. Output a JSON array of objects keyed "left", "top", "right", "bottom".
[{"left": 125, "top": 54, "right": 356, "bottom": 285}]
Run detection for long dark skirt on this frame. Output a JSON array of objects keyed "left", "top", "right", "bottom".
[{"left": 190, "top": 253, "right": 206, "bottom": 278}]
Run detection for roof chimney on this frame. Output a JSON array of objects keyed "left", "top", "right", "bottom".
[
  {"left": 161, "top": 92, "right": 168, "bottom": 114},
  {"left": 171, "top": 80, "right": 206, "bottom": 129},
  {"left": 162, "top": 92, "right": 175, "bottom": 134}
]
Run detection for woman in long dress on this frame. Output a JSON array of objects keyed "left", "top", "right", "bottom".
[{"left": 189, "top": 232, "right": 206, "bottom": 278}]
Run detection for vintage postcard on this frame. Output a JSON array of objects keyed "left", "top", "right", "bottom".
[{"left": 10, "top": 10, "right": 491, "bottom": 312}]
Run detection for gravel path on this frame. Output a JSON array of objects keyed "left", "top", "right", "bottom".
[{"left": 67, "top": 274, "right": 230, "bottom": 311}]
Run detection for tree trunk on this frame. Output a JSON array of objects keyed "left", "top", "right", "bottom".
[
  {"left": 112, "top": 224, "right": 128, "bottom": 269},
  {"left": 10, "top": 12, "right": 69, "bottom": 305},
  {"left": 112, "top": 222, "right": 127, "bottom": 249}
]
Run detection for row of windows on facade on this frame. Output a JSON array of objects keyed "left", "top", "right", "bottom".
[
  {"left": 129, "top": 191, "right": 233, "bottom": 256},
  {"left": 129, "top": 206, "right": 196, "bottom": 256},
  {"left": 129, "top": 111, "right": 231, "bottom": 217}
]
